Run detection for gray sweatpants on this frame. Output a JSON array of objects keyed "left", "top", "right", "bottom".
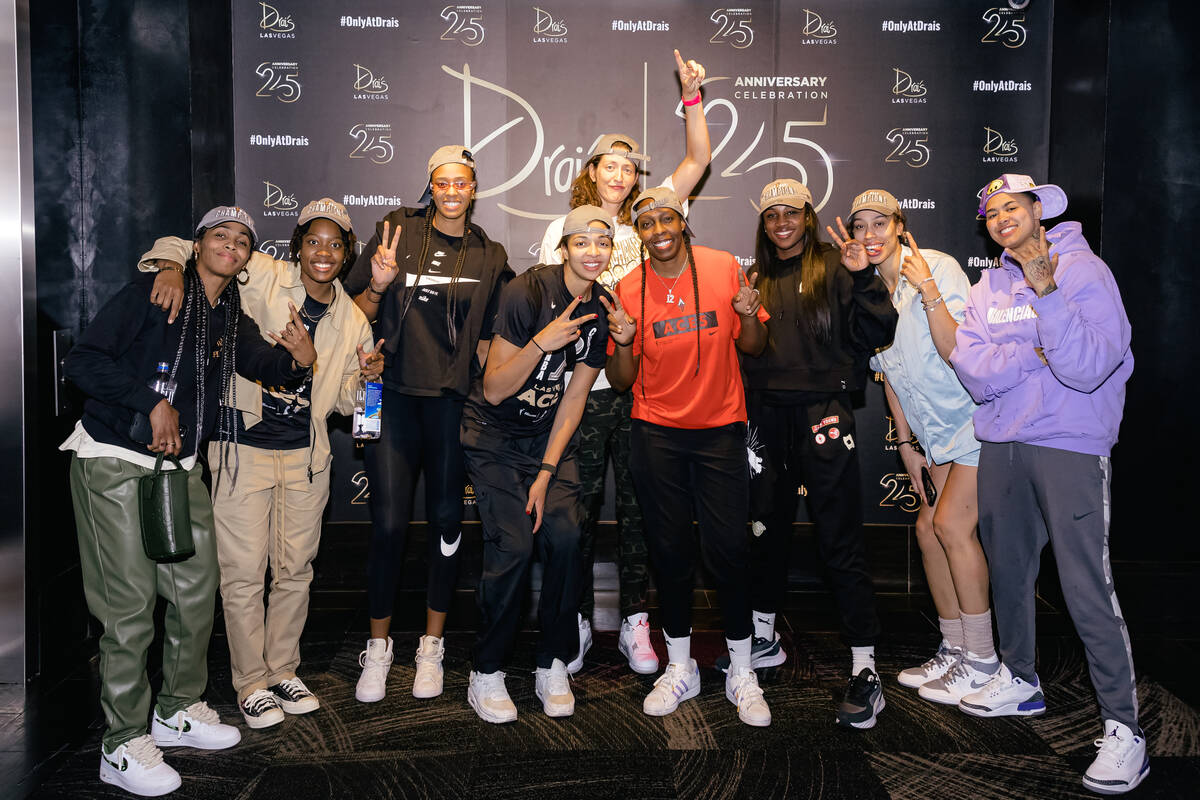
[{"left": 978, "top": 441, "right": 1138, "bottom": 730}]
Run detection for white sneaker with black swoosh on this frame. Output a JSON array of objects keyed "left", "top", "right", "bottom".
[
  {"left": 643, "top": 659, "right": 701, "bottom": 716},
  {"left": 919, "top": 656, "right": 1000, "bottom": 704}
]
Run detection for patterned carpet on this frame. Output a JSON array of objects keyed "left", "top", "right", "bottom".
[{"left": 20, "top": 621, "right": 1200, "bottom": 799}]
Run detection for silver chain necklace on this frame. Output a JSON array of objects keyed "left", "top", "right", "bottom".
[{"left": 649, "top": 265, "right": 688, "bottom": 309}]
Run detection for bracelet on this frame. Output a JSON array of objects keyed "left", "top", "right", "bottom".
[
  {"left": 367, "top": 281, "right": 387, "bottom": 297},
  {"left": 917, "top": 276, "right": 934, "bottom": 288},
  {"left": 531, "top": 337, "right": 547, "bottom": 353},
  {"left": 539, "top": 462, "right": 557, "bottom": 476},
  {"left": 157, "top": 262, "right": 184, "bottom": 274},
  {"left": 922, "top": 295, "right": 945, "bottom": 311},
  {"left": 682, "top": 92, "right": 701, "bottom": 107},
  {"left": 898, "top": 440, "right": 913, "bottom": 448}
]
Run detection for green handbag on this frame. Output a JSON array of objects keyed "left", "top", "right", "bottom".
[{"left": 138, "top": 453, "right": 195, "bottom": 562}]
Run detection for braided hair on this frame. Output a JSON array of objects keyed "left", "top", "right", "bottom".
[
  {"left": 393, "top": 203, "right": 473, "bottom": 349},
  {"left": 182, "top": 247, "right": 242, "bottom": 489},
  {"left": 637, "top": 234, "right": 701, "bottom": 402}
]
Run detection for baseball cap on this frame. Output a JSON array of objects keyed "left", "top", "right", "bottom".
[
  {"left": 590, "top": 133, "right": 649, "bottom": 164},
  {"left": 977, "top": 174, "right": 1068, "bottom": 219},
  {"left": 196, "top": 205, "right": 257, "bottom": 242},
  {"left": 759, "top": 179, "right": 813, "bottom": 212},
  {"left": 631, "top": 186, "right": 694, "bottom": 237},
  {"left": 847, "top": 189, "right": 901, "bottom": 222},
  {"left": 420, "top": 145, "right": 477, "bottom": 204},
  {"left": 297, "top": 197, "right": 353, "bottom": 233},
  {"left": 561, "top": 205, "right": 615, "bottom": 239}
]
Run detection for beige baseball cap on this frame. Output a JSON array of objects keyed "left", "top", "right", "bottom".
[
  {"left": 631, "top": 186, "right": 694, "bottom": 236},
  {"left": 196, "top": 205, "right": 257, "bottom": 242},
  {"left": 759, "top": 179, "right": 813, "bottom": 212},
  {"left": 590, "top": 133, "right": 649, "bottom": 163},
  {"left": 297, "top": 197, "right": 353, "bottom": 232},
  {"left": 848, "top": 189, "right": 901, "bottom": 222},
  {"left": 427, "top": 144, "right": 476, "bottom": 175},
  {"left": 561, "top": 205, "right": 615, "bottom": 239}
]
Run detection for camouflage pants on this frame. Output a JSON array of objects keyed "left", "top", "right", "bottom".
[{"left": 578, "top": 387, "right": 649, "bottom": 619}]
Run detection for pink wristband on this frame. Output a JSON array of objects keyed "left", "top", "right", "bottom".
[{"left": 681, "top": 93, "right": 701, "bottom": 107}]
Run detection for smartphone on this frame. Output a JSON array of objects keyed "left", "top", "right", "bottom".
[{"left": 920, "top": 466, "right": 937, "bottom": 506}]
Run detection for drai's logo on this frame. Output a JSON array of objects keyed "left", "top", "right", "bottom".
[
  {"left": 981, "top": 7, "right": 1027, "bottom": 48},
  {"left": 349, "top": 124, "right": 395, "bottom": 165},
  {"left": 258, "top": 2, "right": 295, "bottom": 37},
  {"left": 982, "top": 126, "right": 1018, "bottom": 162},
  {"left": 353, "top": 64, "right": 389, "bottom": 101},
  {"left": 709, "top": 8, "right": 754, "bottom": 49},
  {"left": 801, "top": 9, "right": 837, "bottom": 43},
  {"left": 257, "top": 239, "right": 293, "bottom": 260},
  {"left": 885, "top": 127, "right": 930, "bottom": 168},
  {"left": 255, "top": 62, "right": 301, "bottom": 103},
  {"left": 262, "top": 181, "right": 298, "bottom": 216},
  {"left": 440, "top": 5, "right": 485, "bottom": 46},
  {"left": 880, "top": 473, "right": 921, "bottom": 513},
  {"left": 891, "top": 68, "right": 927, "bottom": 103},
  {"left": 533, "top": 7, "right": 567, "bottom": 43}
]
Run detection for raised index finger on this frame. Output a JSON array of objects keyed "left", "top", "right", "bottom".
[
  {"left": 737, "top": 267, "right": 748, "bottom": 287},
  {"left": 674, "top": 48, "right": 687, "bottom": 74},
  {"left": 559, "top": 294, "right": 583, "bottom": 319},
  {"left": 905, "top": 230, "right": 921, "bottom": 256},
  {"left": 389, "top": 222, "right": 403, "bottom": 251},
  {"left": 380, "top": 221, "right": 391, "bottom": 251},
  {"left": 835, "top": 215, "right": 853, "bottom": 242}
]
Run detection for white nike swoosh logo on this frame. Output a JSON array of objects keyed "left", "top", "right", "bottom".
[
  {"left": 440, "top": 531, "right": 462, "bottom": 557},
  {"left": 404, "top": 274, "right": 481, "bottom": 287}
]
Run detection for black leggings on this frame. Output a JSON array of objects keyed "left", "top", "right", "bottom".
[
  {"left": 629, "top": 420, "right": 752, "bottom": 642},
  {"left": 365, "top": 390, "right": 466, "bottom": 619}
]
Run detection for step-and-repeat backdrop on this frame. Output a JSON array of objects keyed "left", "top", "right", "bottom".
[{"left": 236, "top": 0, "right": 1052, "bottom": 523}]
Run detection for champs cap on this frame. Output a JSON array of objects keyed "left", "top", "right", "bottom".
[
  {"left": 590, "top": 133, "right": 649, "bottom": 163},
  {"left": 848, "top": 189, "right": 901, "bottom": 222},
  {"left": 196, "top": 205, "right": 257, "bottom": 241},
  {"left": 298, "top": 197, "right": 353, "bottom": 233},
  {"left": 759, "top": 179, "right": 812, "bottom": 212},
  {"left": 560, "top": 205, "right": 615, "bottom": 239},
  {"left": 976, "top": 173, "right": 1068, "bottom": 219},
  {"left": 420, "top": 145, "right": 477, "bottom": 204},
  {"left": 631, "top": 186, "right": 694, "bottom": 236}
]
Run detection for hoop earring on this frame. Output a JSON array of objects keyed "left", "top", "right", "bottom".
[{"left": 237, "top": 267, "right": 250, "bottom": 285}]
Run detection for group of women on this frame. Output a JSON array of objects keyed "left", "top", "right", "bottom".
[{"left": 64, "top": 47, "right": 1143, "bottom": 799}]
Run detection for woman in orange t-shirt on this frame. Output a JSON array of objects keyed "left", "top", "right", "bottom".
[{"left": 604, "top": 187, "right": 772, "bottom": 727}]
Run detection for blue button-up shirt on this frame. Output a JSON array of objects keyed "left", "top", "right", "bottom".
[{"left": 870, "top": 246, "right": 980, "bottom": 466}]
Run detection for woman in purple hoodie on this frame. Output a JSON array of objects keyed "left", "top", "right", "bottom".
[{"left": 950, "top": 174, "right": 1145, "bottom": 796}]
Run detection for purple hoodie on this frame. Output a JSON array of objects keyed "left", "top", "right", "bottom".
[{"left": 950, "top": 221, "right": 1132, "bottom": 457}]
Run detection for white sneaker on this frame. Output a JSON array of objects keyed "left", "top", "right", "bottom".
[
  {"left": 918, "top": 656, "right": 999, "bottom": 705},
  {"left": 534, "top": 658, "right": 575, "bottom": 717},
  {"left": 1082, "top": 720, "right": 1150, "bottom": 795},
  {"left": 898, "top": 642, "right": 961, "bottom": 688},
  {"left": 99, "top": 734, "right": 181, "bottom": 797},
  {"left": 356, "top": 636, "right": 394, "bottom": 703},
  {"left": 959, "top": 663, "right": 1046, "bottom": 717},
  {"left": 239, "top": 688, "right": 285, "bottom": 730},
  {"left": 152, "top": 701, "right": 241, "bottom": 749},
  {"left": 413, "top": 635, "right": 445, "bottom": 699},
  {"left": 726, "top": 666, "right": 772, "bottom": 727},
  {"left": 566, "top": 614, "right": 592, "bottom": 675},
  {"left": 618, "top": 615, "right": 660, "bottom": 675},
  {"left": 467, "top": 670, "right": 518, "bottom": 723},
  {"left": 269, "top": 676, "right": 320, "bottom": 714},
  {"left": 643, "top": 659, "right": 701, "bottom": 717}
]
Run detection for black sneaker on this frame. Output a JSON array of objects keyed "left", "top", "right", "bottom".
[
  {"left": 269, "top": 676, "right": 320, "bottom": 715},
  {"left": 835, "top": 668, "right": 885, "bottom": 729},
  {"left": 714, "top": 633, "right": 788, "bottom": 673},
  {"left": 241, "top": 688, "right": 285, "bottom": 729}
]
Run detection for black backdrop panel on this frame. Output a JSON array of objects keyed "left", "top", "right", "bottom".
[{"left": 233, "top": 1, "right": 1053, "bottom": 523}]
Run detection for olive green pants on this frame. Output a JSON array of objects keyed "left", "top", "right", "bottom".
[{"left": 70, "top": 454, "right": 219, "bottom": 751}]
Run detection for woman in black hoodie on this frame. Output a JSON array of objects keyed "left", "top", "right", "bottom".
[{"left": 730, "top": 179, "right": 896, "bottom": 730}]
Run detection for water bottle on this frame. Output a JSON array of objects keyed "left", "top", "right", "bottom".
[
  {"left": 352, "top": 377, "right": 382, "bottom": 440},
  {"left": 150, "top": 361, "right": 177, "bottom": 402}
]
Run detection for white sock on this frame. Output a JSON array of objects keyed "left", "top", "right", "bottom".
[
  {"left": 850, "top": 646, "right": 876, "bottom": 676},
  {"left": 938, "top": 616, "right": 965, "bottom": 652},
  {"left": 664, "top": 631, "right": 692, "bottom": 666},
  {"left": 752, "top": 611, "right": 776, "bottom": 640},
  {"left": 962, "top": 610, "right": 997, "bottom": 661},
  {"left": 626, "top": 612, "right": 649, "bottom": 627},
  {"left": 727, "top": 636, "right": 752, "bottom": 672}
]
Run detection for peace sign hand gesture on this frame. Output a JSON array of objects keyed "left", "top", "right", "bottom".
[
  {"left": 675, "top": 49, "right": 705, "bottom": 100},
  {"left": 826, "top": 216, "right": 870, "bottom": 272},
  {"left": 900, "top": 231, "right": 934, "bottom": 292},
  {"left": 731, "top": 268, "right": 761, "bottom": 316},
  {"left": 268, "top": 300, "right": 318, "bottom": 369},
  {"left": 599, "top": 294, "right": 636, "bottom": 346},
  {"left": 531, "top": 295, "right": 598, "bottom": 353},
  {"left": 1007, "top": 225, "right": 1059, "bottom": 296},
  {"left": 369, "top": 220, "right": 403, "bottom": 292}
]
